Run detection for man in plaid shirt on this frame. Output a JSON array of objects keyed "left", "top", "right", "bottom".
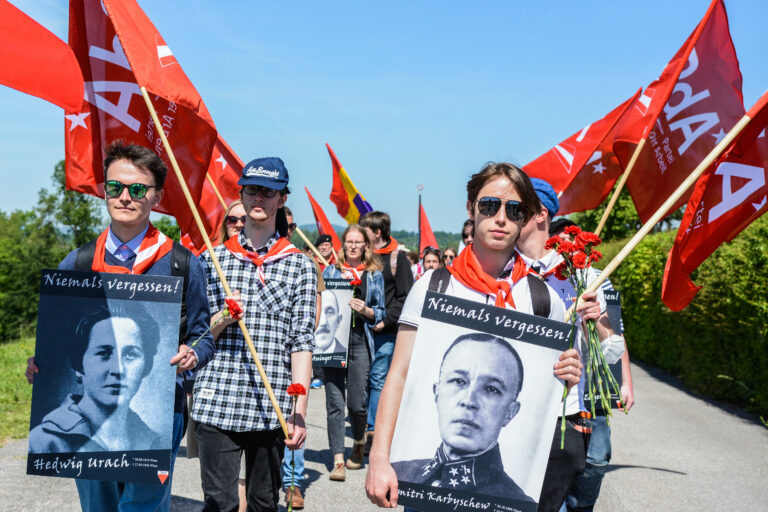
[{"left": 191, "top": 157, "right": 315, "bottom": 512}]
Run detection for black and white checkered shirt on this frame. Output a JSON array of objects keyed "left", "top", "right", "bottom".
[{"left": 191, "top": 232, "right": 316, "bottom": 432}]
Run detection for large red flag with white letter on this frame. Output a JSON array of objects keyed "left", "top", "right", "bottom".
[
  {"left": 66, "top": 0, "right": 218, "bottom": 246},
  {"left": 419, "top": 204, "right": 439, "bottom": 256},
  {"left": 613, "top": 0, "right": 744, "bottom": 223},
  {"left": 525, "top": 89, "right": 641, "bottom": 214},
  {"left": 0, "top": 0, "right": 83, "bottom": 111},
  {"left": 662, "top": 91, "right": 768, "bottom": 311},
  {"left": 306, "top": 187, "right": 342, "bottom": 252}
]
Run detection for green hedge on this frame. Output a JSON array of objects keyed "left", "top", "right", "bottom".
[{"left": 597, "top": 215, "right": 768, "bottom": 419}]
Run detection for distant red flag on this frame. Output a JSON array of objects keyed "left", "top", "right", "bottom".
[
  {"left": 306, "top": 187, "right": 342, "bottom": 252},
  {"left": 662, "top": 91, "right": 768, "bottom": 311},
  {"left": 613, "top": 0, "right": 744, "bottom": 223},
  {"left": 525, "top": 89, "right": 641, "bottom": 214},
  {"left": 66, "top": 0, "right": 218, "bottom": 247},
  {"left": 419, "top": 204, "right": 439, "bottom": 256},
  {"left": 0, "top": 1, "right": 83, "bottom": 111}
]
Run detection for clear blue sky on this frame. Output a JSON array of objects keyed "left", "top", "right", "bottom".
[{"left": 2, "top": 1, "right": 767, "bottom": 233}]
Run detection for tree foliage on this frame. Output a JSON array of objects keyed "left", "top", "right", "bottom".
[{"left": 153, "top": 215, "right": 181, "bottom": 241}]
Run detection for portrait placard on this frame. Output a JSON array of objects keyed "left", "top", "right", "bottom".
[
  {"left": 583, "top": 289, "right": 623, "bottom": 411},
  {"left": 391, "top": 292, "right": 574, "bottom": 512},
  {"left": 313, "top": 278, "right": 353, "bottom": 368},
  {"left": 27, "top": 269, "right": 182, "bottom": 484}
]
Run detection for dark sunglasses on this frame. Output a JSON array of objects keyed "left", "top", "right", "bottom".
[
  {"left": 226, "top": 215, "right": 246, "bottom": 225},
  {"left": 443, "top": 254, "right": 455, "bottom": 260},
  {"left": 242, "top": 185, "right": 279, "bottom": 198},
  {"left": 476, "top": 196, "right": 528, "bottom": 222},
  {"left": 105, "top": 180, "right": 158, "bottom": 200}
]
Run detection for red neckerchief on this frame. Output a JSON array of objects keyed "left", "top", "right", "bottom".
[
  {"left": 446, "top": 243, "right": 529, "bottom": 308},
  {"left": 319, "top": 252, "right": 336, "bottom": 270},
  {"left": 92, "top": 224, "right": 173, "bottom": 275},
  {"left": 374, "top": 237, "right": 398, "bottom": 255},
  {"left": 224, "top": 234, "right": 301, "bottom": 283},
  {"left": 340, "top": 262, "right": 366, "bottom": 284}
]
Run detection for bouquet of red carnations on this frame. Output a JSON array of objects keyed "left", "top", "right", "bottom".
[{"left": 546, "top": 226, "right": 624, "bottom": 446}]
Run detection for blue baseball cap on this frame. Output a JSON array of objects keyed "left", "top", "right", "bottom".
[
  {"left": 238, "top": 157, "right": 289, "bottom": 190},
  {"left": 530, "top": 177, "right": 559, "bottom": 217}
]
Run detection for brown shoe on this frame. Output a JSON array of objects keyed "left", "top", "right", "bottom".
[
  {"left": 329, "top": 462, "right": 346, "bottom": 481},
  {"left": 346, "top": 441, "right": 365, "bottom": 469},
  {"left": 364, "top": 431, "right": 374, "bottom": 456},
  {"left": 285, "top": 486, "right": 304, "bottom": 509}
]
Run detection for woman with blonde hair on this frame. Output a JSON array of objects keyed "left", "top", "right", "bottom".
[
  {"left": 322, "top": 224, "right": 386, "bottom": 482},
  {"left": 219, "top": 199, "right": 246, "bottom": 244}
]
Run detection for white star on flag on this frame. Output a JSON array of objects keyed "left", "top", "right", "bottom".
[
  {"left": 711, "top": 128, "right": 727, "bottom": 144},
  {"left": 216, "top": 155, "right": 228, "bottom": 170},
  {"left": 65, "top": 112, "right": 90, "bottom": 131},
  {"left": 592, "top": 161, "right": 606, "bottom": 174}
]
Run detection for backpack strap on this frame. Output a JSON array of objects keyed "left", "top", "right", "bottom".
[
  {"left": 170, "top": 242, "right": 192, "bottom": 345},
  {"left": 526, "top": 274, "right": 551, "bottom": 318},
  {"left": 74, "top": 240, "right": 97, "bottom": 271},
  {"left": 428, "top": 267, "right": 451, "bottom": 294}
]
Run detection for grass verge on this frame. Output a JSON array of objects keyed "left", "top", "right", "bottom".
[{"left": 0, "top": 337, "right": 34, "bottom": 446}]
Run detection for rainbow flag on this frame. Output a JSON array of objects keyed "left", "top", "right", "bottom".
[{"left": 327, "top": 143, "right": 373, "bottom": 224}]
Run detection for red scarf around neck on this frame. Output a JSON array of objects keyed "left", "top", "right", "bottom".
[
  {"left": 340, "top": 262, "right": 366, "bottom": 284},
  {"left": 224, "top": 235, "right": 301, "bottom": 283},
  {"left": 92, "top": 224, "right": 173, "bottom": 275},
  {"left": 374, "top": 237, "right": 398, "bottom": 255},
  {"left": 446, "top": 243, "right": 529, "bottom": 308}
]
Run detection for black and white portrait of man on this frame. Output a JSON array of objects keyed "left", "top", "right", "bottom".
[
  {"left": 315, "top": 290, "right": 346, "bottom": 354},
  {"left": 29, "top": 298, "right": 176, "bottom": 455},
  {"left": 392, "top": 333, "right": 534, "bottom": 503}
]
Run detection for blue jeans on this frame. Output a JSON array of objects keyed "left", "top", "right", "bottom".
[
  {"left": 367, "top": 334, "right": 395, "bottom": 431},
  {"left": 565, "top": 415, "right": 611, "bottom": 512},
  {"left": 76, "top": 411, "right": 185, "bottom": 512},
  {"left": 281, "top": 445, "right": 305, "bottom": 490}
]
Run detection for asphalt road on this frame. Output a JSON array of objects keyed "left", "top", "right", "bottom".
[{"left": 2, "top": 362, "right": 766, "bottom": 511}]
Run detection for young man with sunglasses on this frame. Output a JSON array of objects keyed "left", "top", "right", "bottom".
[
  {"left": 25, "top": 142, "right": 214, "bottom": 512},
  {"left": 515, "top": 178, "right": 627, "bottom": 512},
  {"left": 191, "top": 157, "right": 315, "bottom": 512}
]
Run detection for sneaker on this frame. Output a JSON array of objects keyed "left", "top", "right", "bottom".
[
  {"left": 364, "top": 431, "right": 374, "bottom": 456},
  {"left": 285, "top": 486, "right": 304, "bottom": 509},
  {"left": 329, "top": 462, "right": 346, "bottom": 481},
  {"left": 346, "top": 441, "right": 365, "bottom": 469},
  {"left": 310, "top": 378, "right": 323, "bottom": 389}
]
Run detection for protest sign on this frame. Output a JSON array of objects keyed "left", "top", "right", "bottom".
[
  {"left": 391, "top": 292, "right": 573, "bottom": 512},
  {"left": 313, "top": 278, "right": 353, "bottom": 368},
  {"left": 27, "top": 270, "right": 181, "bottom": 484}
]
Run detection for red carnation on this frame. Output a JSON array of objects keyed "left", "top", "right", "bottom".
[
  {"left": 555, "top": 241, "right": 577, "bottom": 255},
  {"left": 350, "top": 278, "right": 362, "bottom": 286},
  {"left": 563, "top": 225, "right": 582, "bottom": 237},
  {"left": 545, "top": 236, "right": 560, "bottom": 251},
  {"left": 553, "top": 262, "right": 569, "bottom": 281},
  {"left": 576, "top": 231, "right": 602, "bottom": 247},
  {"left": 589, "top": 249, "right": 603, "bottom": 264},
  {"left": 572, "top": 252, "right": 588, "bottom": 269},
  {"left": 287, "top": 383, "right": 307, "bottom": 397},
  {"left": 225, "top": 298, "right": 243, "bottom": 320}
]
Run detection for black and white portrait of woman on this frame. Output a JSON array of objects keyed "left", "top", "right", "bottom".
[{"left": 29, "top": 299, "right": 176, "bottom": 454}]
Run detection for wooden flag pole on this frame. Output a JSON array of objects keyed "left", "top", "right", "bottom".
[
  {"left": 140, "top": 87, "right": 289, "bottom": 439},
  {"left": 595, "top": 138, "right": 647, "bottom": 236},
  {"left": 567, "top": 113, "right": 752, "bottom": 316},
  {"left": 206, "top": 174, "right": 228, "bottom": 210},
  {"left": 331, "top": 246, "right": 340, "bottom": 262},
  {"left": 294, "top": 226, "right": 330, "bottom": 266}
]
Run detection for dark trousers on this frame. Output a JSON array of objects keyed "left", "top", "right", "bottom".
[
  {"left": 196, "top": 422, "right": 285, "bottom": 512},
  {"left": 537, "top": 416, "right": 590, "bottom": 512},
  {"left": 322, "top": 330, "right": 371, "bottom": 454}
]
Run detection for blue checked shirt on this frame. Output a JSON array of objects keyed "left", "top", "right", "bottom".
[{"left": 191, "top": 232, "right": 317, "bottom": 432}]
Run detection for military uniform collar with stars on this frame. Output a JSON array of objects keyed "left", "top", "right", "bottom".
[{"left": 420, "top": 443, "right": 506, "bottom": 490}]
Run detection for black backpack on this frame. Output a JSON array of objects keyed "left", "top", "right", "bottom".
[
  {"left": 428, "top": 267, "right": 550, "bottom": 318},
  {"left": 74, "top": 240, "right": 192, "bottom": 344}
]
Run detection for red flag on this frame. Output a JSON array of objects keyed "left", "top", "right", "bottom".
[
  {"left": 662, "top": 91, "right": 768, "bottom": 311},
  {"left": 525, "top": 89, "right": 641, "bottom": 214},
  {"left": 0, "top": 1, "right": 83, "bottom": 112},
  {"left": 419, "top": 204, "right": 439, "bottom": 256},
  {"left": 306, "top": 187, "right": 342, "bottom": 252},
  {"left": 66, "top": 0, "right": 218, "bottom": 247},
  {"left": 613, "top": 0, "right": 744, "bottom": 223}
]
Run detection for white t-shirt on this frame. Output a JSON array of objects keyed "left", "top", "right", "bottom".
[
  {"left": 515, "top": 249, "right": 607, "bottom": 414},
  {"left": 398, "top": 264, "right": 575, "bottom": 414}
]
